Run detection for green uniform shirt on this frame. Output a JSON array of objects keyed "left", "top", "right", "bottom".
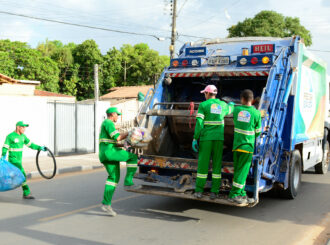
[
  {"left": 99, "top": 119, "right": 120, "bottom": 163},
  {"left": 194, "top": 98, "right": 234, "bottom": 141},
  {"left": 232, "top": 105, "right": 262, "bottom": 153},
  {"left": 1, "top": 131, "right": 42, "bottom": 164}
]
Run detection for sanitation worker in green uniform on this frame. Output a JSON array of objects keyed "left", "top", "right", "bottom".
[
  {"left": 1, "top": 121, "right": 46, "bottom": 199},
  {"left": 99, "top": 107, "right": 138, "bottom": 216},
  {"left": 192, "top": 85, "right": 234, "bottom": 199},
  {"left": 229, "top": 89, "right": 261, "bottom": 204}
]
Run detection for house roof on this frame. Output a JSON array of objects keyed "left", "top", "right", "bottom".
[
  {"left": 0, "top": 73, "right": 21, "bottom": 84},
  {"left": 0, "top": 73, "right": 40, "bottom": 85},
  {"left": 100, "top": 85, "right": 153, "bottom": 100},
  {"left": 34, "top": 89, "right": 74, "bottom": 98}
]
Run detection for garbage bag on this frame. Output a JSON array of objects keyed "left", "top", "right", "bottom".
[
  {"left": 126, "top": 127, "right": 152, "bottom": 146},
  {"left": 0, "top": 159, "right": 25, "bottom": 192}
]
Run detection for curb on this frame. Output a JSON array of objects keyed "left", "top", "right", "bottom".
[{"left": 26, "top": 165, "right": 104, "bottom": 180}]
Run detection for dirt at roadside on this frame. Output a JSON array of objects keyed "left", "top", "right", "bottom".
[{"left": 314, "top": 214, "right": 330, "bottom": 245}]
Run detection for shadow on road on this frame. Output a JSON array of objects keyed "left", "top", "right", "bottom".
[
  {"left": 0, "top": 169, "right": 329, "bottom": 244},
  {"left": 113, "top": 172, "right": 330, "bottom": 227}
]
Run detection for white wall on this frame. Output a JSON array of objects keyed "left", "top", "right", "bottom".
[
  {"left": 0, "top": 96, "right": 110, "bottom": 158},
  {"left": 115, "top": 99, "right": 140, "bottom": 124},
  {"left": 0, "top": 96, "right": 49, "bottom": 158},
  {"left": 0, "top": 84, "right": 36, "bottom": 96}
]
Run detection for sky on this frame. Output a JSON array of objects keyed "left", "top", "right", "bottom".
[{"left": 0, "top": 0, "right": 330, "bottom": 70}]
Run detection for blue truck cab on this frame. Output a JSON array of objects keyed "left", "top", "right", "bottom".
[{"left": 128, "top": 36, "right": 329, "bottom": 207}]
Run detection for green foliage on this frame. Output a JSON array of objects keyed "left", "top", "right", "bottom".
[
  {"left": 0, "top": 39, "right": 169, "bottom": 100},
  {"left": 0, "top": 51, "right": 15, "bottom": 77},
  {"left": 115, "top": 43, "right": 169, "bottom": 87},
  {"left": 227, "top": 10, "right": 312, "bottom": 46},
  {"left": 73, "top": 39, "right": 103, "bottom": 100},
  {"left": 0, "top": 39, "right": 60, "bottom": 92}
]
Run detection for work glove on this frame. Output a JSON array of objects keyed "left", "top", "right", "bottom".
[
  {"left": 0, "top": 155, "right": 6, "bottom": 161},
  {"left": 40, "top": 146, "right": 47, "bottom": 152},
  {"left": 192, "top": 139, "right": 199, "bottom": 153}
]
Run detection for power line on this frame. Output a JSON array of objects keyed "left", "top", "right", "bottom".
[
  {"left": 0, "top": 10, "right": 208, "bottom": 40},
  {"left": 177, "top": 0, "right": 188, "bottom": 16},
  {"left": 0, "top": 10, "right": 165, "bottom": 39}
]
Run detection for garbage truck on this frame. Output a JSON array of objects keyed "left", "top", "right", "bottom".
[{"left": 126, "top": 36, "right": 329, "bottom": 207}]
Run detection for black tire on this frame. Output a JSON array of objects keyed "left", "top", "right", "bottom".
[
  {"left": 315, "top": 130, "right": 329, "bottom": 174},
  {"left": 281, "top": 150, "right": 302, "bottom": 199},
  {"left": 36, "top": 147, "right": 57, "bottom": 179}
]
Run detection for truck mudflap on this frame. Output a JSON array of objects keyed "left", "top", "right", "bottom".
[{"left": 126, "top": 184, "right": 258, "bottom": 207}]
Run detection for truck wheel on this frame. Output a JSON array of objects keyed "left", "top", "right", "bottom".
[
  {"left": 315, "top": 141, "right": 329, "bottom": 174},
  {"left": 282, "top": 150, "right": 302, "bottom": 199}
]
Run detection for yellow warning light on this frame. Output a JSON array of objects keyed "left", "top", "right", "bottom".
[{"left": 262, "top": 56, "right": 270, "bottom": 64}]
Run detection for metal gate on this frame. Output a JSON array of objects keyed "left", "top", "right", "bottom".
[{"left": 48, "top": 102, "right": 95, "bottom": 156}]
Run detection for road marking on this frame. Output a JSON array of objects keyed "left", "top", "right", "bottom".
[{"left": 38, "top": 194, "right": 140, "bottom": 222}]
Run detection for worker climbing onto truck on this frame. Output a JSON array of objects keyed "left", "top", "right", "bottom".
[
  {"left": 229, "top": 89, "right": 261, "bottom": 204},
  {"left": 99, "top": 107, "right": 138, "bottom": 216},
  {"left": 192, "top": 85, "right": 234, "bottom": 199},
  {"left": 1, "top": 121, "right": 47, "bottom": 199}
]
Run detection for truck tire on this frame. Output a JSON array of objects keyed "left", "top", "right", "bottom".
[
  {"left": 315, "top": 129, "right": 329, "bottom": 174},
  {"left": 282, "top": 150, "right": 302, "bottom": 199}
]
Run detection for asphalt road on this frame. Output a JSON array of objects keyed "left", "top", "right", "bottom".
[{"left": 0, "top": 168, "right": 329, "bottom": 245}]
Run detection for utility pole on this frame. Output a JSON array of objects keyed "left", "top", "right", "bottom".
[
  {"left": 169, "top": 0, "right": 177, "bottom": 59},
  {"left": 94, "top": 64, "right": 99, "bottom": 101}
]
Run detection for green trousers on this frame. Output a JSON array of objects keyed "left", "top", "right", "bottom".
[
  {"left": 10, "top": 161, "right": 30, "bottom": 196},
  {"left": 195, "top": 140, "right": 223, "bottom": 194},
  {"left": 102, "top": 149, "right": 138, "bottom": 206},
  {"left": 229, "top": 151, "right": 253, "bottom": 198}
]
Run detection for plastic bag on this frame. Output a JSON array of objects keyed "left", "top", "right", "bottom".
[
  {"left": 126, "top": 127, "right": 152, "bottom": 147},
  {"left": 139, "top": 127, "right": 153, "bottom": 143},
  {"left": 0, "top": 159, "right": 25, "bottom": 192}
]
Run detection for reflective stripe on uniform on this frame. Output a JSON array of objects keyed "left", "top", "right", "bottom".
[
  {"left": 234, "top": 149, "right": 253, "bottom": 154},
  {"left": 126, "top": 164, "right": 138, "bottom": 168},
  {"left": 234, "top": 128, "right": 255, "bottom": 136},
  {"left": 3, "top": 144, "right": 9, "bottom": 149},
  {"left": 105, "top": 181, "right": 117, "bottom": 187},
  {"left": 8, "top": 148, "right": 23, "bottom": 152},
  {"left": 196, "top": 113, "right": 205, "bottom": 119},
  {"left": 255, "top": 128, "right": 262, "bottom": 133},
  {"left": 212, "top": 174, "right": 221, "bottom": 179},
  {"left": 204, "top": 120, "right": 224, "bottom": 125},
  {"left": 99, "top": 139, "right": 116, "bottom": 143},
  {"left": 26, "top": 141, "right": 32, "bottom": 147},
  {"left": 232, "top": 182, "right": 244, "bottom": 189},
  {"left": 110, "top": 130, "right": 119, "bottom": 138},
  {"left": 197, "top": 173, "right": 208, "bottom": 178}
]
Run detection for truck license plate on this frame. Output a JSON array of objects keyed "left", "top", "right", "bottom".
[{"left": 208, "top": 56, "right": 230, "bottom": 65}]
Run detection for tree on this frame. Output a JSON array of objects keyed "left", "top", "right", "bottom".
[
  {"left": 72, "top": 39, "right": 103, "bottom": 100},
  {"left": 37, "top": 40, "right": 77, "bottom": 96},
  {"left": 0, "top": 51, "right": 16, "bottom": 77},
  {"left": 0, "top": 39, "right": 60, "bottom": 92},
  {"left": 227, "top": 11, "right": 312, "bottom": 46},
  {"left": 101, "top": 47, "right": 122, "bottom": 95},
  {"left": 109, "top": 43, "right": 169, "bottom": 87}
]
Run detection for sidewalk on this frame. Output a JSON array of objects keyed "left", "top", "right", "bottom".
[{"left": 22, "top": 153, "right": 106, "bottom": 179}]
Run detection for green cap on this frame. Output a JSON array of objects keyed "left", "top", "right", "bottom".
[
  {"left": 106, "top": 107, "right": 121, "bottom": 115},
  {"left": 16, "top": 121, "right": 29, "bottom": 127}
]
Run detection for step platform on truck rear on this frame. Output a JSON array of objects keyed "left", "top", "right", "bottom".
[{"left": 126, "top": 184, "right": 257, "bottom": 207}]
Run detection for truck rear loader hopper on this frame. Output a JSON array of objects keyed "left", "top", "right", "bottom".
[{"left": 127, "top": 37, "right": 330, "bottom": 207}]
